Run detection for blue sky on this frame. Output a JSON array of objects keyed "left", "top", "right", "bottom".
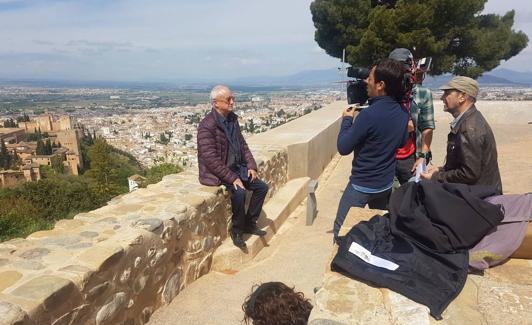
[{"left": 0, "top": 0, "right": 530, "bottom": 82}]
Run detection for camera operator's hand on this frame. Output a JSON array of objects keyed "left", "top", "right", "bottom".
[
  {"left": 342, "top": 106, "right": 356, "bottom": 118},
  {"left": 248, "top": 169, "right": 258, "bottom": 182}
]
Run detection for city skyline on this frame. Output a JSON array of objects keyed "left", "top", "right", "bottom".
[{"left": 0, "top": 0, "right": 530, "bottom": 82}]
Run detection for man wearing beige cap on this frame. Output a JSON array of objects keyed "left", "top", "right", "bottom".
[{"left": 421, "top": 76, "right": 502, "bottom": 194}]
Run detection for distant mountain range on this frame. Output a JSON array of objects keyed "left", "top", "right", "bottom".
[
  {"left": 423, "top": 72, "right": 528, "bottom": 89},
  {"left": 1, "top": 68, "right": 531, "bottom": 90},
  {"left": 230, "top": 68, "right": 532, "bottom": 88}
]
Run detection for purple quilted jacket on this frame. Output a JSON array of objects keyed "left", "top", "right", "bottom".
[{"left": 197, "top": 109, "right": 257, "bottom": 186}]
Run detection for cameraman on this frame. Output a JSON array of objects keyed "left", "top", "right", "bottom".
[
  {"left": 389, "top": 48, "right": 435, "bottom": 183},
  {"left": 333, "top": 58, "right": 409, "bottom": 242}
]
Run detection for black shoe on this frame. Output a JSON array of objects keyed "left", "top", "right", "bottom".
[
  {"left": 231, "top": 231, "right": 247, "bottom": 249},
  {"left": 245, "top": 225, "right": 267, "bottom": 237}
]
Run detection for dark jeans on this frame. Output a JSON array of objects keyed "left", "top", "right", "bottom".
[
  {"left": 395, "top": 154, "right": 416, "bottom": 185},
  {"left": 225, "top": 179, "right": 269, "bottom": 234},
  {"left": 333, "top": 182, "right": 391, "bottom": 238}
]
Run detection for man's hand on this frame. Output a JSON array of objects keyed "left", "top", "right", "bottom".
[
  {"left": 421, "top": 165, "right": 440, "bottom": 180},
  {"left": 233, "top": 178, "right": 245, "bottom": 190},
  {"left": 342, "top": 106, "right": 356, "bottom": 118},
  {"left": 411, "top": 157, "right": 425, "bottom": 173},
  {"left": 407, "top": 119, "right": 415, "bottom": 133},
  {"left": 248, "top": 169, "right": 258, "bottom": 182}
]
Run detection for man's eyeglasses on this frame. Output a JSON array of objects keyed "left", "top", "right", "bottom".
[{"left": 216, "top": 96, "right": 235, "bottom": 104}]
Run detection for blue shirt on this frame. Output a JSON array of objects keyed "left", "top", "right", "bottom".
[{"left": 337, "top": 96, "right": 409, "bottom": 190}]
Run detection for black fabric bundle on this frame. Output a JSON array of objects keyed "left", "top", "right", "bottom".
[{"left": 331, "top": 181, "right": 503, "bottom": 319}]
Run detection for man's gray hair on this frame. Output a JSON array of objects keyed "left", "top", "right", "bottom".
[{"left": 210, "top": 85, "right": 230, "bottom": 102}]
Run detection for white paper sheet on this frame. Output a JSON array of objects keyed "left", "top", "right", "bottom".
[{"left": 348, "top": 242, "right": 399, "bottom": 271}]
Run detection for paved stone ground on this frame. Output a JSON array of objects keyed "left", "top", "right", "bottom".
[{"left": 149, "top": 102, "right": 532, "bottom": 325}]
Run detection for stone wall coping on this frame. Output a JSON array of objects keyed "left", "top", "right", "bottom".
[{"left": 247, "top": 101, "right": 344, "bottom": 147}]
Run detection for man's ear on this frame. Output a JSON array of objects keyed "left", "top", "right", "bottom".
[
  {"left": 377, "top": 80, "right": 386, "bottom": 92},
  {"left": 458, "top": 92, "right": 466, "bottom": 104}
]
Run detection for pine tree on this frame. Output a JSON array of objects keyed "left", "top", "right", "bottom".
[{"left": 310, "top": 0, "right": 529, "bottom": 78}]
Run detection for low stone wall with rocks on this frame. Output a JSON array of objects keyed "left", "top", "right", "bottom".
[
  {"left": 0, "top": 101, "right": 343, "bottom": 325},
  {"left": 0, "top": 149, "right": 287, "bottom": 325}
]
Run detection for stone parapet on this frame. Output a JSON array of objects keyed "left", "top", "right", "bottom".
[
  {"left": 0, "top": 150, "right": 287, "bottom": 325},
  {"left": 247, "top": 101, "right": 344, "bottom": 180},
  {"left": 0, "top": 101, "right": 344, "bottom": 324}
]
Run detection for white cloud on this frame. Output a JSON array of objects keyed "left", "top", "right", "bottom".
[
  {"left": 0, "top": 0, "right": 340, "bottom": 80},
  {"left": 8, "top": 0, "right": 529, "bottom": 80}
]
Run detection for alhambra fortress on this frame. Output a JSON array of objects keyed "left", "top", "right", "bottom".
[
  {"left": 0, "top": 100, "right": 531, "bottom": 324},
  {"left": 0, "top": 114, "right": 83, "bottom": 188}
]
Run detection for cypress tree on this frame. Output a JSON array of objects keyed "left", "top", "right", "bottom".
[
  {"left": 11, "top": 149, "right": 20, "bottom": 168},
  {"left": 0, "top": 141, "right": 7, "bottom": 169},
  {"left": 36, "top": 139, "right": 45, "bottom": 155},
  {"left": 86, "top": 138, "right": 113, "bottom": 195},
  {"left": 45, "top": 139, "right": 53, "bottom": 155}
]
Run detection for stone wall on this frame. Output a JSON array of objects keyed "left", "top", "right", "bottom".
[
  {"left": 0, "top": 101, "right": 344, "bottom": 325},
  {"left": 247, "top": 101, "right": 344, "bottom": 180}
]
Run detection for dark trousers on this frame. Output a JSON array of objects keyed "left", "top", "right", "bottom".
[
  {"left": 333, "top": 182, "right": 391, "bottom": 238},
  {"left": 395, "top": 154, "right": 416, "bottom": 185},
  {"left": 226, "top": 179, "right": 269, "bottom": 234}
]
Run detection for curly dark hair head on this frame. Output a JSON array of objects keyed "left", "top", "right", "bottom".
[{"left": 242, "top": 282, "right": 313, "bottom": 325}]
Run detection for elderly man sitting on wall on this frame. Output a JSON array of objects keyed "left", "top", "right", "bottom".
[
  {"left": 197, "top": 85, "right": 268, "bottom": 249},
  {"left": 421, "top": 76, "right": 502, "bottom": 194}
]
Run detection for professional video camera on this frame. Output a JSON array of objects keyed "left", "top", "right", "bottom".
[
  {"left": 344, "top": 54, "right": 432, "bottom": 106},
  {"left": 346, "top": 67, "right": 370, "bottom": 106}
]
